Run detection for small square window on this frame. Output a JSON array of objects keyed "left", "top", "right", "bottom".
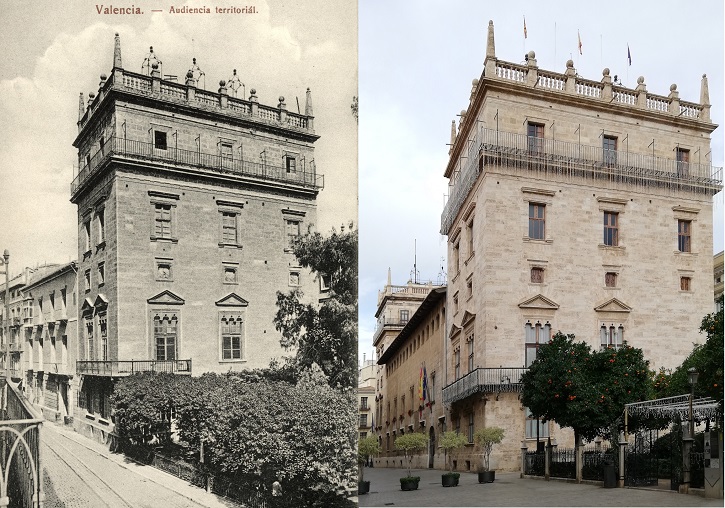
[
  {"left": 289, "top": 271, "right": 300, "bottom": 286},
  {"left": 223, "top": 266, "right": 238, "bottom": 284},
  {"left": 320, "top": 274, "right": 331, "bottom": 292},
  {"left": 154, "top": 131, "right": 167, "bottom": 150},
  {"left": 680, "top": 277, "right": 691, "bottom": 291},
  {"left": 605, "top": 272, "right": 617, "bottom": 287},
  {"left": 156, "top": 261, "right": 173, "bottom": 281},
  {"left": 531, "top": 267, "right": 544, "bottom": 284}
]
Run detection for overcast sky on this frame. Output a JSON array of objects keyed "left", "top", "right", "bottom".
[
  {"left": 358, "top": 0, "right": 725, "bottom": 364},
  {"left": 0, "top": 0, "right": 357, "bottom": 276}
]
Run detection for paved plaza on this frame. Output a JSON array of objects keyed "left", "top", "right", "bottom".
[{"left": 358, "top": 467, "right": 722, "bottom": 507}]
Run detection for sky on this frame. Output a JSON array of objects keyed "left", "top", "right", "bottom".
[
  {"left": 358, "top": 0, "right": 725, "bottom": 364},
  {"left": 0, "top": 0, "right": 357, "bottom": 277}
]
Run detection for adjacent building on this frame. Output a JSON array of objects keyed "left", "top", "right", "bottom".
[
  {"left": 71, "top": 35, "right": 322, "bottom": 438},
  {"left": 358, "top": 357, "right": 376, "bottom": 440},
  {"left": 20, "top": 263, "right": 78, "bottom": 422},
  {"left": 439, "top": 21, "right": 721, "bottom": 471},
  {"left": 715, "top": 251, "right": 723, "bottom": 310},
  {"left": 375, "top": 287, "right": 447, "bottom": 470}
]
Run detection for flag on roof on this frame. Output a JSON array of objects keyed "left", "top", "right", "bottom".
[
  {"left": 524, "top": 16, "right": 527, "bottom": 39},
  {"left": 627, "top": 44, "right": 632, "bottom": 66},
  {"left": 578, "top": 30, "right": 583, "bottom": 55}
]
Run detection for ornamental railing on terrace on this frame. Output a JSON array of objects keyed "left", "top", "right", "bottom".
[
  {"left": 76, "top": 359, "right": 192, "bottom": 376},
  {"left": 442, "top": 367, "right": 528, "bottom": 404},
  {"left": 441, "top": 127, "right": 723, "bottom": 233},
  {"left": 71, "top": 136, "right": 323, "bottom": 198},
  {"left": 78, "top": 70, "right": 312, "bottom": 134},
  {"left": 491, "top": 60, "right": 706, "bottom": 120},
  {"left": 0, "top": 378, "right": 43, "bottom": 508}
]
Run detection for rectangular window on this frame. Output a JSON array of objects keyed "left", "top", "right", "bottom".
[
  {"left": 605, "top": 272, "right": 617, "bottom": 288},
  {"left": 220, "top": 141, "right": 233, "bottom": 161},
  {"left": 600, "top": 324, "right": 624, "bottom": 349},
  {"left": 154, "top": 203, "right": 173, "bottom": 239},
  {"left": 603, "top": 135, "right": 617, "bottom": 166},
  {"left": 361, "top": 397, "right": 369, "bottom": 410},
  {"left": 400, "top": 309, "right": 409, "bottom": 324},
  {"left": 85, "top": 317, "right": 94, "bottom": 360},
  {"left": 466, "top": 278, "right": 473, "bottom": 298},
  {"left": 221, "top": 314, "right": 243, "bottom": 360},
  {"left": 289, "top": 271, "right": 300, "bottom": 286},
  {"left": 453, "top": 243, "right": 460, "bottom": 275},
  {"left": 525, "top": 321, "right": 551, "bottom": 367},
  {"left": 531, "top": 267, "right": 544, "bottom": 284},
  {"left": 359, "top": 414, "right": 368, "bottom": 428},
  {"left": 97, "top": 262, "right": 105, "bottom": 287},
  {"left": 527, "top": 122, "right": 544, "bottom": 154},
  {"left": 468, "top": 414, "right": 474, "bottom": 443},
  {"left": 154, "top": 314, "right": 177, "bottom": 361},
  {"left": 84, "top": 270, "right": 91, "bottom": 293},
  {"left": 528, "top": 203, "right": 545, "bottom": 240},
  {"left": 467, "top": 336, "right": 474, "bottom": 373},
  {"left": 99, "top": 314, "right": 108, "bottom": 361},
  {"left": 467, "top": 219, "right": 474, "bottom": 257},
  {"left": 454, "top": 349, "right": 461, "bottom": 380},
  {"left": 676, "top": 148, "right": 690, "bottom": 177},
  {"left": 221, "top": 212, "right": 238, "bottom": 244},
  {"left": 154, "top": 130, "right": 167, "bottom": 150},
  {"left": 286, "top": 219, "right": 300, "bottom": 249},
  {"left": 603, "top": 212, "right": 618, "bottom": 246},
  {"left": 678, "top": 220, "right": 691, "bottom": 252},
  {"left": 680, "top": 276, "right": 691, "bottom": 291},
  {"left": 525, "top": 407, "right": 549, "bottom": 439},
  {"left": 97, "top": 210, "right": 105, "bottom": 244},
  {"left": 84, "top": 221, "right": 91, "bottom": 252},
  {"left": 286, "top": 156, "right": 296, "bottom": 173}
]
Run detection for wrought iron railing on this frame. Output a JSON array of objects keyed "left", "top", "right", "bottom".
[
  {"left": 71, "top": 136, "right": 323, "bottom": 198},
  {"left": 442, "top": 367, "right": 527, "bottom": 404},
  {"left": 76, "top": 359, "right": 192, "bottom": 376},
  {"left": 1, "top": 379, "right": 43, "bottom": 508},
  {"left": 441, "top": 127, "right": 723, "bottom": 234}
]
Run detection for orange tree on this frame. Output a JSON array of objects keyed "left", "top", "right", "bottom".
[{"left": 521, "top": 333, "right": 650, "bottom": 453}]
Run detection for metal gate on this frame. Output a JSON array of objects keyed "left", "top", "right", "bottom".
[{"left": 624, "top": 429, "right": 659, "bottom": 486}]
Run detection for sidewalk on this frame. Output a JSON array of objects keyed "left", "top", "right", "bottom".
[
  {"left": 358, "top": 467, "right": 722, "bottom": 507},
  {"left": 44, "top": 421, "right": 243, "bottom": 508}
]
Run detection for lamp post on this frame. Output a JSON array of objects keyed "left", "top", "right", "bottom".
[
  {"left": 682, "top": 367, "right": 699, "bottom": 494},
  {"left": 1, "top": 250, "right": 9, "bottom": 382}
]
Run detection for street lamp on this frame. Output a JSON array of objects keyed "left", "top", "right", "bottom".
[
  {"left": 0, "top": 250, "right": 9, "bottom": 382},
  {"left": 682, "top": 367, "right": 699, "bottom": 493}
]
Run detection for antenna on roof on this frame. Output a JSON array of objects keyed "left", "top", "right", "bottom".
[{"left": 410, "top": 239, "right": 420, "bottom": 284}]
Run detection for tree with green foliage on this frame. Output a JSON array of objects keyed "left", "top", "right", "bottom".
[
  {"left": 439, "top": 431, "right": 469, "bottom": 473},
  {"left": 521, "top": 332, "right": 650, "bottom": 480},
  {"left": 661, "top": 299, "right": 723, "bottom": 410},
  {"left": 394, "top": 432, "right": 428, "bottom": 478},
  {"left": 274, "top": 226, "right": 358, "bottom": 389},
  {"left": 358, "top": 435, "right": 381, "bottom": 484},
  {"left": 473, "top": 427, "right": 505, "bottom": 471}
]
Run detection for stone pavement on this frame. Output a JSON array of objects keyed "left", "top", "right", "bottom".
[
  {"left": 42, "top": 420, "right": 242, "bottom": 508},
  {"left": 358, "top": 467, "right": 723, "bottom": 507}
]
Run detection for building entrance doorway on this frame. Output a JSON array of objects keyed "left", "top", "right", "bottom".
[{"left": 429, "top": 427, "right": 435, "bottom": 468}]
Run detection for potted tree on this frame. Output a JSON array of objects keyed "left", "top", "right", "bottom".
[
  {"left": 358, "top": 435, "right": 381, "bottom": 495},
  {"left": 394, "top": 432, "right": 428, "bottom": 491},
  {"left": 440, "top": 431, "right": 469, "bottom": 487},
  {"left": 474, "top": 426, "right": 505, "bottom": 483}
]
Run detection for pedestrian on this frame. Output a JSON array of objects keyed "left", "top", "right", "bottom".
[{"left": 271, "top": 476, "right": 283, "bottom": 507}]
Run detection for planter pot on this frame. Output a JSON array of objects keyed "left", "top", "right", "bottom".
[
  {"left": 478, "top": 470, "right": 496, "bottom": 483},
  {"left": 400, "top": 477, "right": 420, "bottom": 491},
  {"left": 358, "top": 481, "right": 370, "bottom": 495},
  {"left": 453, "top": 473, "right": 460, "bottom": 486},
  {"left": 442, "top": 474, "right": 456, "bottom": 487}
]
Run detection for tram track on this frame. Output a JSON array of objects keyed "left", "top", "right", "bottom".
[{"left": 43, "top": 431, "right": 136, "bottom": 508}]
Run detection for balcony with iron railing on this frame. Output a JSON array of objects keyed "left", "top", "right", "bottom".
[
  {"left": 71, "top": 136, "right": 323, "bottom": 200},
  {"left": 76, "top": 359, "right": 192, "bottom": 376},
  {"left": 442, "top": 367, "right": 528, "bottom": 405},
  {"left": 441, "top": 127, "right": 723, "bottom": 234},
  {"left": 372, "top": 317, "right": 409, "bottom": 343}
]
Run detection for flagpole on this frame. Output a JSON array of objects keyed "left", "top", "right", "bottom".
[{"left": 554, "top": 22, "right": 557, "bottom": 68}]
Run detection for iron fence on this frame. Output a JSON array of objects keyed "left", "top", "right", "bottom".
[
  {"left": 524, "top": 450, "right": 545, "bottom": 476},
  {"left": 77, "top": 359, "right": 192, "bottom": 376},
  {"left": 549, "top": 448, "right": 576, "bottom": 479},
  {"left": 0, "top": 379, "right": 43, "bottom": 508}
]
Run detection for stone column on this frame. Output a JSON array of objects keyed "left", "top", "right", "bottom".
[
  {"left": 618, "top": 432, "right": 627, "bottom": 488},
  {"left": 249, "top": 89, "right": 258, "bottom": 117},
  {"left": 278, "top": 96, "right": 287, "bottom": 123},
  {"left": 526, "top": 51, "right": 538, "bottom": 87},
  {"left": 151, "top": 63, "right": 161, "bottom": 93},
  {"left": 520, "top": 440, "right": 528, "bottom": 478},
  {"left": 218, "top": 81, "right": 228, "bottom": 108}
]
